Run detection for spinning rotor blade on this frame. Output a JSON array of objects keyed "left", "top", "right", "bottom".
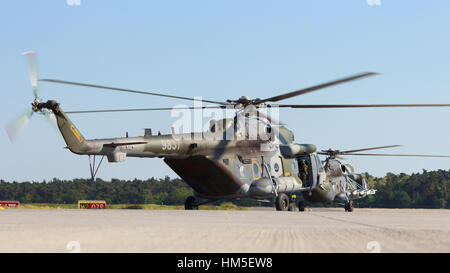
[
  {"left": 276, "top": 104, "right": 450, "bottom": 109},
  {"left": 257, "top": 72, "right": 378, "bottom": 104},
  {"left": 5, "top": 51, "right": 59, "bottom": 143},
  {"left": 23, "top": 51, "right": 40, "bottom": 98},
  {"left": 339, "top": 145, "right": 402, "bottom": 154},
  {"left": 339, "top": 153, "right": 450, "bottom": 158},
  {"left": 40, "top": 79, "right": 228, "bottom": 105},
  {"left": 318, "top": 145, "right": 401, "bottom": 156},
  {"left": 5, "top": 109, "right": 33, "bottom": 142},
  {"left": 65, "top": 105, "right": 226, "bottom": 114},
  {"left": 318, "top": 145, "right": 450, "bottom": 158}
]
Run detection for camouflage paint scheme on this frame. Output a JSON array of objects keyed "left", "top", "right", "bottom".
[
  {"left": 38, "top": 100, "right": 374, "bottom": 209},
  {"left": 15, "top": 58, "right": 449, "bottom": 211}
]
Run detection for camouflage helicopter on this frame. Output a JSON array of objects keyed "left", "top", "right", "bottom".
[{"left": 7, "top": 52, "right": 450, "bottom": 212}]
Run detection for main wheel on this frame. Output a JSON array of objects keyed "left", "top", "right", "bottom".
[
  {"left": 185, "top": 196, "right": 198, "bottom": 210},
  {"left": 275, "top": 193, "right": 289, "bottom": 211},
  {"left": 297, "top": 201, "right": 305, "bottom": 212}
]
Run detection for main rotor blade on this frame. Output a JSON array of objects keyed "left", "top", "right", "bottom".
[
  {"left": 340, "top": 153, "right": 450, "bottom": 158},
  {"left": 23, "top": 51, "right": 40, "bottom": 98},
  {"left": 65, "top": 105, "right": 226, "bottom": 114},
  {"left": 277, "top": 104, "right": 450, "bottom": 108},
  {"left": 40, "top": 79, "right": 228, "bottom": 105},
  {"left": 318, "top": 145, "right": 402, "bottom": 156},
  {"left": 340, "top": 145, "right": 402, "bottom": 154},
  {"left": 257, "top": 72, "right": 378, "bottom": 104}
]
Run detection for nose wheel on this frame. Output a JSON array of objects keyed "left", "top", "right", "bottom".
[{"left": 344, "top": 200, "right": 354, "bottom": 212}]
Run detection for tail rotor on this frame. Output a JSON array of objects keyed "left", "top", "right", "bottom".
[{"left": 5, "top": 51, "right": 56, "bottom": 142}]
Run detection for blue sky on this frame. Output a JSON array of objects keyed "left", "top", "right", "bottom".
[{"left": 1, "top": 0, "right": 450, "bottom": 181}]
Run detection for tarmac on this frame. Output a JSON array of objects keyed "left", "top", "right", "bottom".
[{"left": 0, "top": 208, "right": 449, "bottom": 253}]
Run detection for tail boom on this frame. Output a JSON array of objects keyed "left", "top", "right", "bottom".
[{"left": 37, "top": 100, "right": 93, "bottom": 154}]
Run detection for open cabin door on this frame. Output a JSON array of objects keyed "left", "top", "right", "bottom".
[{"left": 296, "top": 154, "right": 319, "bottom": 189}]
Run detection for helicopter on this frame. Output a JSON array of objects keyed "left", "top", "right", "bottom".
[{"left": 6, "top": 52, "right": 450, "bottom": 212}]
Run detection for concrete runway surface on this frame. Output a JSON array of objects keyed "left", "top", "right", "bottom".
[{"left": 0, "top": 208, "right": 449, "bottom": 253}]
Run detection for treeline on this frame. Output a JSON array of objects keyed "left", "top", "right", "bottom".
[
  {"left": 0, "top": 177, "right": 193, "bottom": 205},
  {"left": 0, "top": 169, "right": 449, "bottom": 208},
  {"left": 358, "top": 169, "right": 450, "bottom": 208}
]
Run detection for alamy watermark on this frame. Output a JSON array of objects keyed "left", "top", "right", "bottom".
[
  {"left": 66, "top": 0, "right": 81, "bottom": 6},
  {"left": 66, "top": 241, "right": 81, "bottom": 253},
  {"left": 366, "top": 241, "right": 381, "bottom": 253},
  {"left": 169, "top": 98, "right": 281, "bottom": 144},
  {"left": 366, "top": 0, "right": 381, "bottom": 6}
]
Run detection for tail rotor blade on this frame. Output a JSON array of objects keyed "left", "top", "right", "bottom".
[
  {"left": 23, "top": 51, "right": 40, "bottom": 98},
  {"left": 5, "top": 109, "right": 33, "bottom": 142}
]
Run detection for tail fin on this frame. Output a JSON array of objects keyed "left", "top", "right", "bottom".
[{"left": 43, "top": 100, "right": 91, "bottom": 154}]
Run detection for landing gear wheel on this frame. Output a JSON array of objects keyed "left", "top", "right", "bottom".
[
  {"left": 275, "top": 193, "right": 289, "bottom": 211},
  {"left": 345, "top": 200, "right": 354, "bottom": 212},
  {"left": 297, "top": 201, "right": 305, "bottom": 212},
  {"left": 185, "top": 196, "right": 198, "bottom": 210}
]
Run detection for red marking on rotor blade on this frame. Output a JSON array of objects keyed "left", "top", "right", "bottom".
[
  {"left": 4, "top": 125, "right": 14, "bottom": 142},
  {"left": 23, "top": 51, "right": 37, "bottom": 56}
]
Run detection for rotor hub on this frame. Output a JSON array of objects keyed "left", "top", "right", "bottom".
[
  {"left": 31, "top": 98, "right": 41, "bottom": 112},
  {"left": 226, "top": 96, "right": 266, "bottom": 108}
]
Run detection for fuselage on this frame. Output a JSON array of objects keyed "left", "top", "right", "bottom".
[{"left": 42, "top": 99, "right": 374, "bottom": 204}]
